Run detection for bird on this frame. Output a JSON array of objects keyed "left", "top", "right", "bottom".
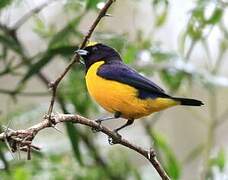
[{"left": 76, "top": 42, "right": 203, "bottom": 134}]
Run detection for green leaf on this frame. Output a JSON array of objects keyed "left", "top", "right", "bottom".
[
  {"left": 33, "top": 17, "right": 56, "bottom": 39},
  {"left": 0, "top": 46, "right": 8, "bottom": 60},
  {"left": 66, "top": 123, "right": 83, "bottom": 165},
  {"left": 64, "top": 0, "right": 82, "bottom": 12},
  {"left": 209, "top": 148, "right": 226, "bottom": 172},
  {"left": 206, "top": 7, "right": 223, "bottom": 25},
  {"left": 0, "top": 35, "right": 22, "bottom": 54},
  {"left": 151, "top": 49, "right": 186, "bottom": 91},
  {"left": 152, "top": 130, "right": 181, "bottom": 179},
  {"left": 55, "top": 93, "right": 84, "bottom": 166},
  {"left": 13, "top": 167, "right": 31, "bottom": 180},
  {"left": 20, "top": 45, "right": 75, "bottom": 84},
  {"left": 220, "top": 38, "right": 228, "bottom": 52},
  {"left": 152, "top": 0, "right": 169, "bottom": 27},
  {"left": 0, "top": 0, "right": 13, "bottom": 10},
  {"left": 155, "top": 10, "right": 168, "bottom": 27},
  {"left": 86, "top": 0, "right": 103, "bottom": 10},
  {"left": 186, "top": 21, "right": 203, "bottom": 40},
  {"left": 185, "top": 6, "right": 207, "bottom": 40},
  {"left": 216, "top": 149, "right": 226, "bottom": 171},
  {"left": 151, "top": 49, "right": 176, "bottom": 62},
  {"left": 160, "top": 71, "right": 185, "bottom": 91},
  {"left": 123, "top": 45, "right": 138, "bottom": 64},
  {"left": 191, "top": 7, "right": 205, "bottom": 22}
]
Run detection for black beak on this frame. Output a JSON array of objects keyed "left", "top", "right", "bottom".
[{"left": 75, "top": 49, "right": 89, "bottom": 56}]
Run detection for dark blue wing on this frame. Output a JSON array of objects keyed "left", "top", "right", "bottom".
[{"left": 97, "top": 61, "right": 170, "bottom": 99}]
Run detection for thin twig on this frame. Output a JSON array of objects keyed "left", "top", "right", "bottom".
[
  {"left": 0, "top": 0, "right": 171, "bottom": 179},
  {"left": 0, "top": 113, "right": 170, "bottom": 180},
  {"left": 47, "top": 0, "right": 115, "bottom": 119},
  {"left": 201, "top": 90, "right": 217, "bottom": 179},
  {"left": 212, "top": 48, "right": 225, "bottom": 74},
  {"left": 0, "top": 89, "right": 49, "bottom": 97},
  {"left": 0, "top": 0, "right": 114, "bottom": 176},
  {"left": 1, "top": 21, "right": 111, "bottom": 178},
  {"left": 0, "top": 60, "right": 25, "bottom": 76},
  {"left": 185, "top": 40, "right": 196, "bottom": 61}
]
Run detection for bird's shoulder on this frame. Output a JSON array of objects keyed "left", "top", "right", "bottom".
[{"left": 97, "top": 60, "right": 168, "bottom": 97}]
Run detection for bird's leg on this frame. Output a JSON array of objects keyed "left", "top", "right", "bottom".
[
  {"left": 108, "top": 119, "right": 134, "bottom": 145},
  {"left": 95, "top": 116, "right": 115, "bottom": 122},
  {"left": 114, "top": 119, "right": 134, "bottom": 133},
  {"left": 91, "top": 112, "right": 121, "bottom": 133},
  {"left": 96, "top": 111, "right": 121, "bottom": 123}
]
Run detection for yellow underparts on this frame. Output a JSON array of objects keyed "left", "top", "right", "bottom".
[{"left": 85, "top": 61, "right": 179, "bottom": 119}]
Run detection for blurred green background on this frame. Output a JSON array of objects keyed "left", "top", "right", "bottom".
[{"left": 0, "top": 0, "right": 228, "bottom": 179}]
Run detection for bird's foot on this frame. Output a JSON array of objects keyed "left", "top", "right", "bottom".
[
  {"left": 147, "top": 147, "right": 156, "bottom": 160},
  {"left": 108, "top": 130, "right": 122, "bottom": 145},
  {"left": 91, "top": 119, "right": 102, "bottom": 133}
]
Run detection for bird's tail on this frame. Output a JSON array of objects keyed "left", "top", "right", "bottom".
[{"left": 171, "top": 97, "right": 204, "bottom": 106}]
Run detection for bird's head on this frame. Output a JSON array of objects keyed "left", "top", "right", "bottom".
[{"left": 76, "top": 41, "right": 121, "bottom": 70}]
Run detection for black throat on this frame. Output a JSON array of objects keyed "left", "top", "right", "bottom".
[
  {"left": 84, "top": 55, "right": 122, "bottom": 73},
  {"left": 81, "top": 43, "right": 123, "bottom": 72}
]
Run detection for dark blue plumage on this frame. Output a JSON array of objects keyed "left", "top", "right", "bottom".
[{"left": 97, "top": 60, "right": 170, "bottom": 99}]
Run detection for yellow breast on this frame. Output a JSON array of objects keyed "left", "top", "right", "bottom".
[{"left": 85, "top": 61, "right": 178, "bottom": 119}]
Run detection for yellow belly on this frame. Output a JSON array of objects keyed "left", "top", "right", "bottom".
[{"left": 85, "top": 61, "right": 178, "bottom": 119}]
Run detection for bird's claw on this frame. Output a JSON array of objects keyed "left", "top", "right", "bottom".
[
  {"left": 147, "top": 148, "right": 156, "bottom": 160},
  {"left": 108, "top": 131, "right": 122, "bottom": 145},
  {"left": 91, "top": 119, "right": 102, "bottom": 133}
]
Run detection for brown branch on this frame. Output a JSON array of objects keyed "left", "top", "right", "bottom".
[
  {"left": 47, "top": 0, "right": 115, "bottom": 119},
  {"left": 40, "top": 0, "right": 170, "bottom": 178},
  {"left": 0, "top": 113, "right": 170, "bottom": 180},
  {"left": 1, "top": 14, "right": 111, "bottom": 176},
  {"left": 0, "top": 0, "right": 170, "bottom": 179},
  {"left": 0, "top": 0, "right": 114, "bottom": 176}
]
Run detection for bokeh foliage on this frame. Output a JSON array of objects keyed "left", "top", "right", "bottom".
[{"left": 0, "top": 0, "right": 228, "bottom": 179}]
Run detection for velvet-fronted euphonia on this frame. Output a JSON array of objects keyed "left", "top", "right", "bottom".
[{"left": 76, "top": 42, "right": 203, "bottom": 133}]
